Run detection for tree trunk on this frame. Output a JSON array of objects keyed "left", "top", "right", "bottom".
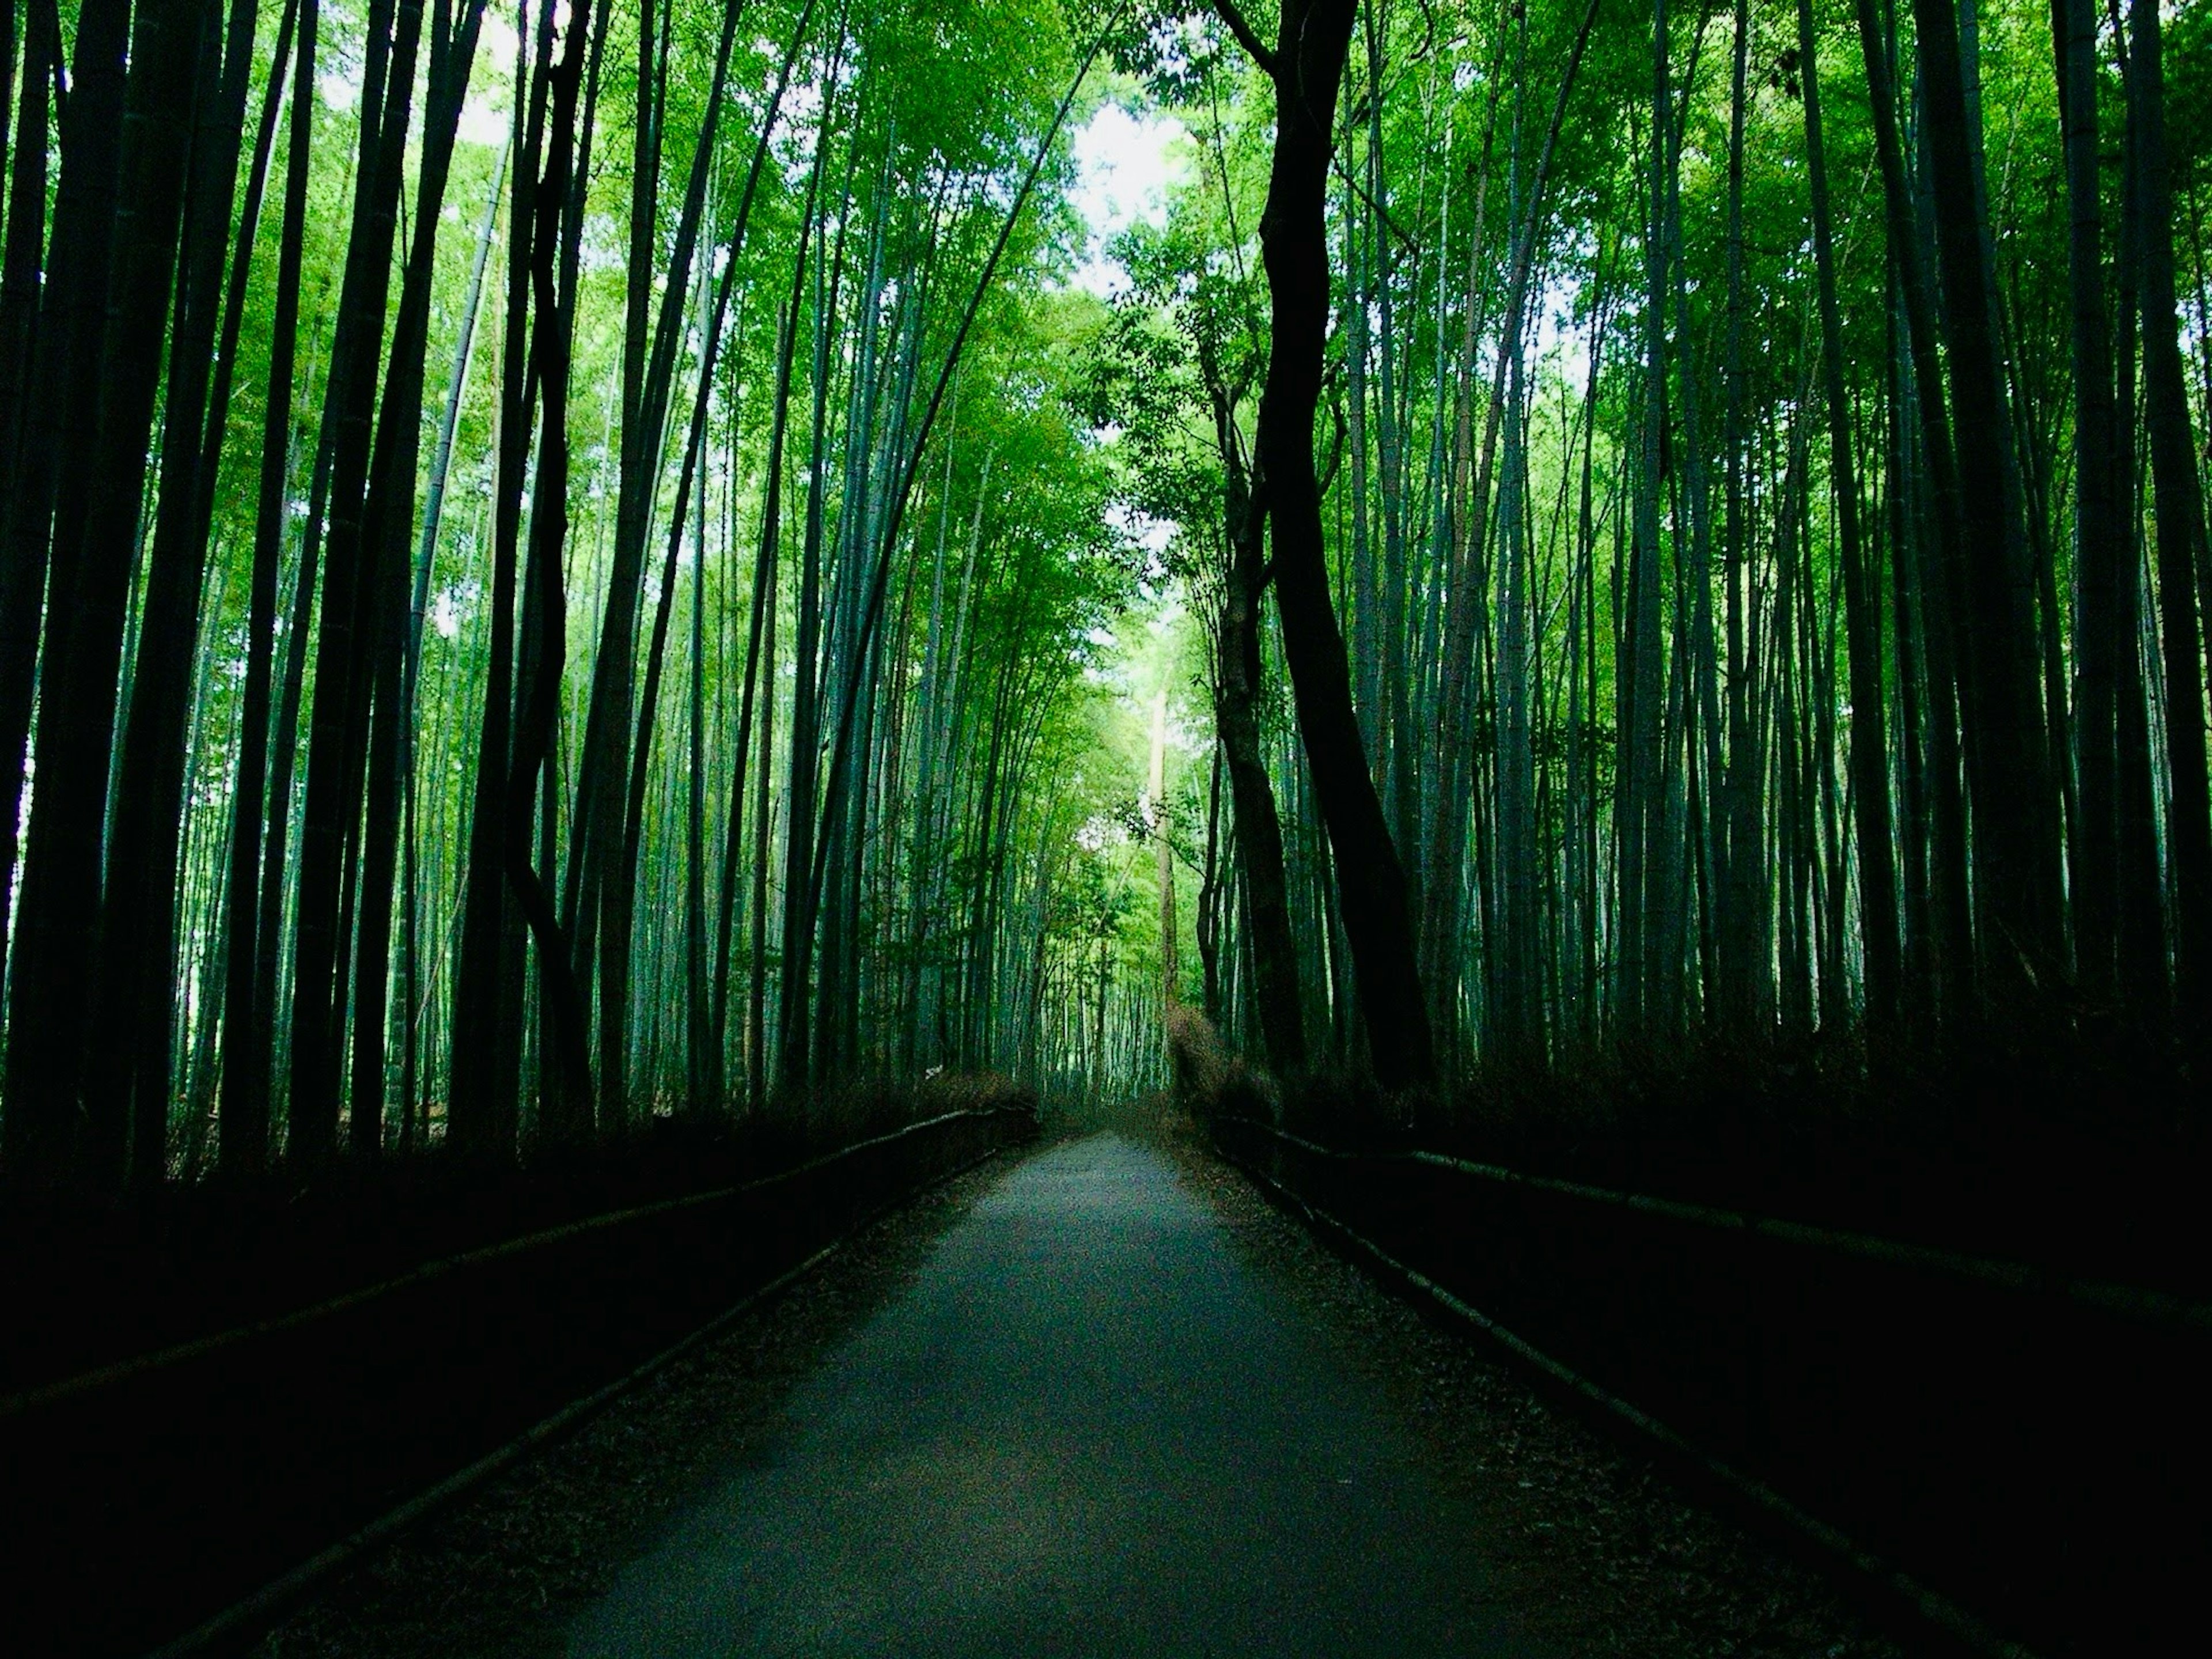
[
  {"left": 1910, "top": 0, "right": 2066, "bottom": 998},
  {"left": 0, "top": 0, "right": 131, "bottom": 1180},
  {"left": 221, "top": 0, "right": 318, "bottom": 1177},
  {"left": 777, "top": 113, "right": 846, "bottom": 1093},
  {"left": 573, "top": 0, "right": 746, "bottom": 1127},
  {"left": 2054, "top": 0, "right": 2123, "bottom": 1003},
  {"left": 2128, "top": 0, "right": 2212, "bottom": 1027},
  {"left": 90, "top": 0, "right": 279, "bottom": 1183},
  {"left": 1228, "top": 0, "right": 1431, "bottom": 1090},
  {"left": 0, "top": 5, "right": 54, "bottom": 969},
  {"left": 6, "top": 0, "right": 214, "bottom": 1188},
  {"left": 285, "top": 0, "right": 429, "bottom": 1162},
  {"left": 1855, "top": 0, "right": 1975, "bottom": 1024},
  {"left": 1216, "top": 454, "right": 1305, "bottom": 1076},
  {"left": 1799, "top": 0, "right": 1900, "bottom": 1031}
]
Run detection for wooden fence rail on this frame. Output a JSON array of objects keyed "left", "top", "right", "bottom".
[
  {"left": 1, "top": 1105, "right": 1037, "bottom": 1657},
  {"left": 1209, "top": 1109, "right": 2206, "bottom": 1659}
]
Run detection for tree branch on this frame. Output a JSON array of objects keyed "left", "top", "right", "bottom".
[
  {"left": 1330, "top": 151, "right": 1419, "bottom": 252},
  {"left": 1316, "top": 396, "right": 1348, "bottom": 496},
  {"left": 1211, "top": 0, "right": 1279, "bottom": 79}
]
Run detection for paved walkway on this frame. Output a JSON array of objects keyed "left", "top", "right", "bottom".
[{"left": 568, "top": 1134, "right": 1540, "bottom": 1657}]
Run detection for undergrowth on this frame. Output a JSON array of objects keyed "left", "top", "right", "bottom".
[
  {"left": 1177, "top": 1003, "right": 2209, "bottom": 1293},
  {"left": 0, "top": 1071, "right": 1035, "bottom": 1391}
]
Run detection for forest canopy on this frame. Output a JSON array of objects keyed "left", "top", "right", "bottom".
[{"left": 0, "top": 0, "right": 2207, "bottom": 1191}]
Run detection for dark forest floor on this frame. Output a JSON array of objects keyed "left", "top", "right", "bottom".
[
  {"left": 1154, "top": 1116, "right": 1903, "bottom": 1659},
  {"left": 253, "top": 1154, "right": 1016, "bottom": 1658}
]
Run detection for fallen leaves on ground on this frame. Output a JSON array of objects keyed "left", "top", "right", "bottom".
[{"left": 1160, "top": 1126, "right": 1904, "bottom": 1659}]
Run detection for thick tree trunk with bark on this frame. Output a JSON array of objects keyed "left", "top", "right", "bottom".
[
  {"left": 1217, "top": 460, "right": 1306, "bottom": 1077},
  {"left": 1221, "top": 0, "right": 1432, "bottom": 1091}
]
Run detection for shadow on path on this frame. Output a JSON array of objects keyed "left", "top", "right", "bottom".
[{"left": 569, "top": 1132, "right": 1539, "bottom": 1657}]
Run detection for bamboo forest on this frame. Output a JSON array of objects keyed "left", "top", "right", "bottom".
[
  {"left": 1, "top": 0, "right": 2209, "bottom": 1650},
  {"left": 2, "top": 0, "right": 2210, "bottom": 1177}
]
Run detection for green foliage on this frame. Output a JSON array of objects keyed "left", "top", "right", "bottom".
[{"left": 6, "top": 0, "right": 2212, "bottom": 1168}]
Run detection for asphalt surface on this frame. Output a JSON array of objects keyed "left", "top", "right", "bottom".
[{"left": 567, "top": 1133, "right": 1540, "bottom": 1657}]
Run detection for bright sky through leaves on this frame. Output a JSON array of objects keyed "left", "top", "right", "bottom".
[{"left": 1067, "top": 104, "right": 1187, "bottom": 298}]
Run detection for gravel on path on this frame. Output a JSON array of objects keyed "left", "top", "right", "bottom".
[
  {"left": 253, "top": 1153, "right": 1019, "bottom": 1659},
  {"left": 1160, "top": 1122, "right": 1906, "bottom": 1659}
]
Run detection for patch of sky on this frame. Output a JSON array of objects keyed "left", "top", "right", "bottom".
[
  {"left": 456, "top": 12, "right": 523, "bottom": 147},
  {"left": 1065, "top": 104, "right": 1189, "bottom": 301}
]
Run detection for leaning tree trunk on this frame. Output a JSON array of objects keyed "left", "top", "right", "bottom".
[
  {"left": 346, "top": 3, "right": 494, "bottom": 1161},
  {"left": 1219, "top": 0, "right": 1432, "bottom": 1090},
  {"left": 777, "top": 122, "right": 845, "bottom": 1092},
  {"left": 1215, "top": 442, "right": 1306, "bottom": 1077},
  {"left": 574, "top": 0, "right": 745, "bottom": 1128},
  {"left": 454, "top": 0, "right": 556, "bottom": 1160}
]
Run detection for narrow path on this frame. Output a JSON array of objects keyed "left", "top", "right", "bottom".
[{"left": 569, "top": 1134, "right": 1541, "bottom": 1657}]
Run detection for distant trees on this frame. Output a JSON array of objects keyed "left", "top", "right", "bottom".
[
  {"left": 0, "top": 0, "right": 1132, "bottom": 1191},
  {"left": 1094, "top": 0, "right": 2212, "bottom": 1088},
  {"left": 2, "top": 0, "right": 2211, "bottom": 1189}
]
